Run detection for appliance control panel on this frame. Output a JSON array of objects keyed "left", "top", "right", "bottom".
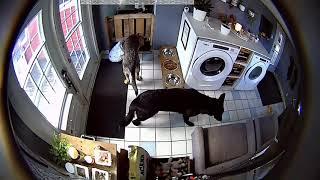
[{"left": 252, "top": 54, "right": 271, "bottom": 64}]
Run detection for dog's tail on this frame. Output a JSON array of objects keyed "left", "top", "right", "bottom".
[
  {"left": 130, "top": 64, "right": 138, "bottom": 96},
  {"left": 120, "top": 106, "right": 135, "bottom": 127}
]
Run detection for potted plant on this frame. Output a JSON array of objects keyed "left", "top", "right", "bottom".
[
  {"left": 50, "top": 133, "right": 71, "bottom": 166},
  {"left": 219, "top": 15, "right": 231, "bottom": 35},
  {"left": 247, "top": 8, "right": 256, "bottom": 27},
  {"left": 238, "top": 0, "right": 245, "bottom": 11},
  {"left": 193, "top": 0, "right": 214, "bottom": 21},
  {"left": 230, "top": 0, "right": 239, "bottom": 7}
]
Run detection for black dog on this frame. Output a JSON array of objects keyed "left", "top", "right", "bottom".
[{"left": 120, "top": 88, "right": 225, "bottom": 127}]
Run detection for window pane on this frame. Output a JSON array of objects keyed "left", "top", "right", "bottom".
[
  {"left": 65, "top": 27, "right": 90, "bottom": 78},
  {"left": 45, "top": 63, "right": 65, "bottom": 93},
  {"left": 74, "top": 40, "right": 80, "bottom": 51},
  {"left": 59, "top": 0, "right": 79, "bottom": 38},
  {"left": 30, "top": 62, "right": 43, "bottom": 86},
  {"left": 40, "top": 78, "right": 55, "bottom": 102},
  {"left": 12, "top": 12, "right": 44, "bottom": 87},
  {"left": 28, "top": 17, "right": 39, "bottom": 39},
  {"left": 66, "top": 38, "right": 74, "bottom": 56},
  {"left": 75, "top": 62, "right": 82, "bottom": 73},
  {"left": 61, "top": 94, "right": 73, "bottom": 131},
  {"left": 12, "top": 11, "right": 67, "bottom": 129},
  {"left": 37, "top": 92, "right": 60, "bottom": 128},
  {"left": 24, "top": 75, "right": 37, "bottom": 102},
  {"left": 24, "top": 46, "right": 33, "bottom": 63},
  {"left": 37, "top": 49, "right": 49, "bottom": 70},
  {"left": 77, "top": 28, "right": 89, "bottom": 61},
  {"left": 70, "top": 51, "right": 78, "bottom": 67},
  {"left": 30, "top": 33, "right": 42, "bottom": 53},
  {"left": 78, "top": 54, "right": 85, "bottom": 67},
  {"left": 58, "top": 0, "right": 89, "bottom": 79},
  {"left": 36, "top": 69, "right": 66, "bottom": 128}
]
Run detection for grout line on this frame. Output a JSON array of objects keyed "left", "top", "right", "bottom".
[{"left": 169, "top": 125, "right": 173, "bottom": 156}]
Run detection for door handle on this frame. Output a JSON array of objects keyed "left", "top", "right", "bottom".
[{"left": 61, "top": 70, "right": 77, "bottom": 93}]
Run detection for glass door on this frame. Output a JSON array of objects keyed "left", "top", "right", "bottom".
[
  {"left": 58, "top": 0, "right": 90, "bottom": 80},
  {"left": 8, "top": 0, "right": 99, "bottom": 143},
  {"left": 52, "top": 0, "right": 99, "bottom": 135},
  {"left": 11, "top": 12, "right": 66, "bottom": 129}
]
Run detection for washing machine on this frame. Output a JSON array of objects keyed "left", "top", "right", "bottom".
[
  {"left": 183, "top": 39, "right": 240, "bottom": 90},
  {"left": 235, "top": 54, "right": 271, "bottom": 90}
]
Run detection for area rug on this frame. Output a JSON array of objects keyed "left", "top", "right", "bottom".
[
  {"left": 86, "top": 60, "right": 127, "bottom": 138},
  {"left": 257, "top": 71, "right": 282, "bottom": 106}
]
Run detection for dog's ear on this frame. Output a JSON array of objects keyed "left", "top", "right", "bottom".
[{"left": 218, "top": 93, "right": 225, "bottom": 103}]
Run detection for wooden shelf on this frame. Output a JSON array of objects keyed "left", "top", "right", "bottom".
[
  {"left": 237, "top": 55, "right": 248, "bottom": 59},
  {"left": 223, "top": 76, "right": 239, "bottom": 86},
  {"left": 240, "top": 48, "right": 252, "bottom": 54},
  {"left": 236, "top": 48, "right": 252, "bottom": 64},
  {"left": 234, "top": 61, "right": 248, "bottom": 66},
  {"left": 227, "top": 75, "right": 240, "bottom": 79}
]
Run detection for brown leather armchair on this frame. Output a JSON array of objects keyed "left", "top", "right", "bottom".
[{"left": 192, "top": 115, "right": 278, "bottom": 176}]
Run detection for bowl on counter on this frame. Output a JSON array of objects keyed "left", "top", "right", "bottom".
[
  {"left": 162, "top": 48, "right": 175, "bottom": 57},
  {"left": 163, "top": 60, "right": 178, "bottom": 70},
  {"left": 165, "top": 73, "right": 181, "bottom": 87},
  {"left": 220, "top": 24, "right": 231, "bottom": 35}
]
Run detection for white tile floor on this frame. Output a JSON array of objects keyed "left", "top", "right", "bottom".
[{"left": 96, "top": 52, "right": 285, "bottom": 158}]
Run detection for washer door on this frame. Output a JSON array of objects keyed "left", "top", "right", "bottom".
[
  {"left": 244, "top": 62, "right": 267, "bottom": 83},
  {"left": 192, "top": 50, "right": 233, "bottom": 81}
]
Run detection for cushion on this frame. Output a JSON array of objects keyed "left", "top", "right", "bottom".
[
  {"left": 259, "top": 116, "right": 276, "bottom": 145},
  {"left": 205, "top": 123, "right": 248, "bottom": 166},
  {"left": 254, "top": 115, "right": 278, "bottom": 150}
]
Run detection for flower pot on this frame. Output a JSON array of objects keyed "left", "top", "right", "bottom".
[
  {"left": 248, "top": 9, "right": 255, "bottom": 18},
  {"left": 220, "top": 24, "right": 231, "bottom": 35},
  {"left": 193, "top": 7, "right": 207, "bottom": 21},
  {"left": 239, "top": 4, "right": 245, "bottom": 11},
  {"left": 231, "top": 0, "right": 239, "bottom": 6}
]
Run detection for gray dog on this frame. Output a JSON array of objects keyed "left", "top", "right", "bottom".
[{"left": 121, "top": 34, "right": 144, "bottom": 95}]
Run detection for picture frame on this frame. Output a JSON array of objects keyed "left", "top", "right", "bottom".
[
  {"left": 74, "top": 164, "right": 90, "bottom": 179},
  {"left": 181, "top": 20, "right": 190, "bottom": 50},
  {"left": 92, "top": 168, "right": 109, "bottom": 180}
]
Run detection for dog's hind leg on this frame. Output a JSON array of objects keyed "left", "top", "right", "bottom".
[
  {"left": 133, "top": 110, "right": 157, "bottom": 126},
  {"left": 123, "top": 67, "right": 130, "bottom": 84},
  {"left": 183, "top": 114, "right": 194, "bottom": 126},
  {"left": 135, "top": 62, "right": 142, "bottom": 81}
]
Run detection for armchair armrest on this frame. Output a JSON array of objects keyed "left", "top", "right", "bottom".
[
  {"left": 254, "top": 114, "right": 279, "bottom": 151},
  {"left": 191, "top": 127, "right": 206, "bottom": 174}
]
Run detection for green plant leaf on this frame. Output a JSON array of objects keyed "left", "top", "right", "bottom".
[{"left": 49, "top": 133, "right": 71, "bottom": 166}]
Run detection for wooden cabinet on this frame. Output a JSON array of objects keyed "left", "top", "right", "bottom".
[
  {"left": 105, "top": 13, "right": 155, "bottom": 51},
  {"left": 223, "top": 48, "right": 252, "bottom": 87},
  {"left": 223, "top": 77, "right": 239, "bottom": 86},
  {"left": 235, "top": 48, "right": 252, "bottom": 64},
  {"left": 229, "top": 63, "right": 246, "bottom": 77}
]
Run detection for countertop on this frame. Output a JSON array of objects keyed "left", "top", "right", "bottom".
[
  {"left": 61, "top": 133, "right": 117, "bottom": 179},
  {"left": 184, "top": 13, "right": 271, "bottom": 59}
]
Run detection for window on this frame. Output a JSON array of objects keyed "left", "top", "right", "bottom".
[
  {"left": 59, "top": 0, "right": 90, "bottom": 79},
  {"left": 12, "top": 12, "right": 66, "bottom": 128}
]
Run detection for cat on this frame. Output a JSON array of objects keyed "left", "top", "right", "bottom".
[
  {"left": 120, "top": 88, "right": 225, "bottom": 127},
  {"left": 121, "top": 34, "right": 145, "bottom": 96}
]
